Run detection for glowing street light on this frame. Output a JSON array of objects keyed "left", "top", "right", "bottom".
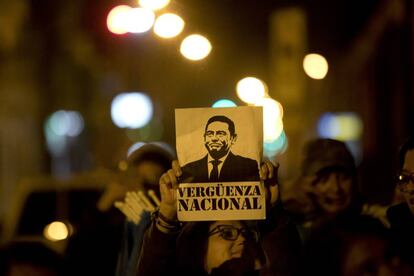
[
  {"left": 303, "top": 53, "right": 329, "bottom": 79},
  {"left": 111, "top": 92, "right": 153, "bottom": 129},
  {"left": 126, "top": 8, "right": 155, "bottom": 33},
  {"left": 180, "top": 34, "right": 212, "bottom": 61},
  {"left": 139, "top": 0, "right": 170, "bottom": 11},
  {"left": 236, "top": 77, "right": 267, "bottom": 104},
  {"left": 154, "top": 13, "right": 185, "bottom": 38},
  {"left": 107, "top": 5, "right": 132, "bottom": 35},
  {"left": 44, "top": 221, "right": 70, "bottom": 241}
]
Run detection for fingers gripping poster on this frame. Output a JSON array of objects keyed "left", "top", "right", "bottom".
[{"left": 175, "top": 106, "right": 265, "bottom": 221}]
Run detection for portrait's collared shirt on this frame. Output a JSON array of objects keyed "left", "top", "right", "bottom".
[{"left": 207, "top": 152, "right": 230, "bottom": 179}]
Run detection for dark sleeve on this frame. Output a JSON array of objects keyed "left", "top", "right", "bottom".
[
  {"left": 136, "top": 221, "right": 180, "bottom": 276},
  {"left": 258, "top": 201, "right": 303, "bottom": 276},
  {"left": 387, "top": 203, "right": 414, "bottom": 257},
  {"left": 387, "top": 204, "right": 406, "bottom": 237},
  {"left": 116, "top": 213, "right": 152, "bottom": 276}
]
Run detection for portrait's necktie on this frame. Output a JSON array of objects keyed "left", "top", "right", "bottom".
[{"left": 209, "top": 160, "right": 222, "bottom": 181}]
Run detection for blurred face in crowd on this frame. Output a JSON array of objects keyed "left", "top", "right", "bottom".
[
  {"left": 312, "top": 170, "right": 353, "bottom": 215},
  {"left": 133, "top": 160, "right": 164, "bottom": 194},
  {"left": 136, "top": 160, "right": 165, "bottom": 188},
  {"left": 399, "top": 149, "right": 414, "bottom": 214},
  {"left": 204, "top": 121, "right": 236, "bottom": 159},
  {"left": 204, "top": 220, "right": 257, "bottom": 273}
]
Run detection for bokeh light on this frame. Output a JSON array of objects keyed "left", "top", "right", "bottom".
[
  {"left": 125, "top": 8, "right": 155, "bottom": 33},
  {"left": 303, "top": 53, "right": 329, "bottom": 79},
  {"left": 236, "top": 77, "right": 267, "bottom": 104},
  {"left": 107, "top": 5, "right": 132, "bottom": 35},
  {"left": 264, "top": 117, "right": 284, "bottom": 142},
  {"left": 48, "top": 110, "right": 84, "bottom": 137},
  {"left": 253, "top": 96, "right": 284, "bottom": 142},
  {"left": 212, "top": 99, "right": 237, "bottom": 108},
  {"left": 111, "top": 92, "right": 153, "bottom": 129},
  {"left": 44, "top": 110, "right": 84, "bottom": 156},
  {"left": 43, "top": 221, "right": 70, "bottom": 241},
  {"left": 264, "top": 131, "right": 288, "bottom": 158},
  {"left": 154, "top": 13, "right": 185, "bottom": 38},
  {"left": 139, "top": 0, "right": 170, "bottom": 10},
  {"left": 44, "top": 126, "right": 65, "bottom": 156},
  {"left": 254, "top": 97, "right": 283, "bottom": 119},
  {"left": 180, "top": 34, "right": 212, "bottom": 61},
  {"left": 318, "top": 112, "right": 363, "bottom": 141}
]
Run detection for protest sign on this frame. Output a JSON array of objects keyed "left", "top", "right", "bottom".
[{"left": 175, "top": 106, "right": 265, "bottom": 221}]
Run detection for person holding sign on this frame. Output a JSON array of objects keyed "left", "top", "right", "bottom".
[
  {"left": 136, "top": 160, "right": 301, "bottom": 275},
  {"left": 181, "top": 115, "right": 260, "bottom": 183}
]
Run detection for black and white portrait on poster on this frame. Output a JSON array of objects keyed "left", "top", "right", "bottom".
[{"left": 175, "top": 106, "right": 265, "bottom": 221}]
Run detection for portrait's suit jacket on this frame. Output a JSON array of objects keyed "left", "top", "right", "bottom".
[
  {"left": 387, "top": 202, "right": 414, "bottom": 254},
  {"left": 181, "top": 151, "right": 259, "bottom": 183}
]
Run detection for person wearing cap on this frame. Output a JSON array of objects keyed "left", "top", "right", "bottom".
[
  {"left": 283, "top": 138, "right": 362, "bottom": 240},
  {"left": 115, "top": 142, "right": 175, "bottom": 276}
]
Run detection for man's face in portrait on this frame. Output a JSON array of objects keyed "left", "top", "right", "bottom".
[{"left": 204, "top": 121, "right": 236, "bottom": 159}]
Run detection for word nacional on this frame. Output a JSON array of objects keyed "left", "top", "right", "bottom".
[{"left": 178, "top": 183, "right": 262, "bottom": 212}]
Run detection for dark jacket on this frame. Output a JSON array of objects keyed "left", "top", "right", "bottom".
[
  {"left": 181, "top": 152, "right": 259, "bottom": 183},
  {"left": 116, "top": 212, "right": 151, "bottom": 276},
  {"left": 387, "top": 202, "right": 414, "bottom": 257}
]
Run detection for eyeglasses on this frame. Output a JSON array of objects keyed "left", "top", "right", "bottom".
[
  {"left": 208, "top": 225, "right": 259, "bottom": 242},
  {"left": 396, "top": 172, "right": 414, "bottom": 191}
]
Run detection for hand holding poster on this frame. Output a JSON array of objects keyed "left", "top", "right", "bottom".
[{"left": 175, "top": 106, "right": 265, "bottom": 221}]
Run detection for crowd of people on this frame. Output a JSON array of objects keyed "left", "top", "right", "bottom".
[{"left": 1, "top": 134, "right": 414, "bottom": 275}]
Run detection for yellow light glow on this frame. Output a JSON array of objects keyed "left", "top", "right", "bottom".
[
  {"left": 303, "top": 53, "right": 329, "bottom": 79},
  {"left": 265, "top": 118, "right": 284, "bottom": 142},
  {"left": 180, "top": 34, "right": 212, "bottom": 61},
  {"left": 255, "top": 97, "right": 283, "bottom": 119},
  {"left": 139, "top": 0, "right": 170, "bottom": 10},
  {"left": 126, "top": 8, "right": 155, "bottom": 33},
  {"left": 259, "top": 98, "right": 284, "bottom": 141},
  {"left": 154, "top": 13, "right": 185, "bottom": 38},
  {"left": 107, "top": 5, "right": 132, "bottom": 35},
  {"left": 43, "top": 221, "right": 69, "bottom": 242},
  {"left": 335, "top": 115, "right": 363, "bottom": 141},
  {"left": 318, "top": 112, "right": 363, "bottom": 141},
  {"left": 236, "top": 77, "right": 267, "bottom": 104}
]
